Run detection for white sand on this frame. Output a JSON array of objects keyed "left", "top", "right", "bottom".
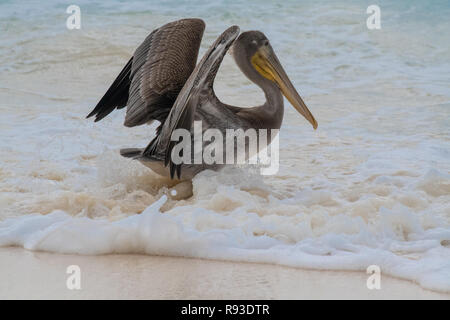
[{"left": 0, "top": 247, "right": 448, "bottom": 300}]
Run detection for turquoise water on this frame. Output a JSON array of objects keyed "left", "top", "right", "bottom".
[{"left": 1, "top": 0, "right": 449, "bottom": 94}]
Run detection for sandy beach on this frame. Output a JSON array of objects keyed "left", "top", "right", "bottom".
[{"left": 1, "top": 247, "right": 448, "bottom": 300}]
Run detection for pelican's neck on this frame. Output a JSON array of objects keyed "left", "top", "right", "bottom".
[
  {"left": 232, "top": 52, "right": 284, "bottom": 129},
  {"left": 255, "top": 78, "right": 284, "bottom": 129}
]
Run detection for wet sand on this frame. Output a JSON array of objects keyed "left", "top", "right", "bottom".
[{"left": 0, "top": 247, "right": 448, "bottom": 300}]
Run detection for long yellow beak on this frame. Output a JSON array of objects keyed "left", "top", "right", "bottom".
[{"left": 251, "top": 46, "right": 318, "bottom": 129}]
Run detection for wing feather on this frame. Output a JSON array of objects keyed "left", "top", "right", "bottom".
[
  {"left": 87, "top": 18, "right": 205, "bottom": 128},
  {"left": 143, "top": 26, "right": 241, "bottom": 179}
]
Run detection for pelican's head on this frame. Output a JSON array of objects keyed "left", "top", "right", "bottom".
[{"left": 232, "top": 31, "right": 317, "bottom": 129}]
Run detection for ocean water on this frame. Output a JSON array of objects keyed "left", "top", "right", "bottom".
[{"left": 0, "top": 0, "right": 449, "bottom": 292}]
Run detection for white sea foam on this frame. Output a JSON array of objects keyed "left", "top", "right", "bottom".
[{"left": 0, "top": 0, "right": 449, "bottom": 293}]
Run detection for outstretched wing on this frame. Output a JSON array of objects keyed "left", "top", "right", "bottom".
[
  {"left": 87, "top": 18, "right": 205, "bottom": 128},
  {"left": 143, "top": 26, "right": 241, "bottom": 179}
]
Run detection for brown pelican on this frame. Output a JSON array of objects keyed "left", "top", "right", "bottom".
[{"left": 87, "top": 19, "right": 317, "bottom": 180}]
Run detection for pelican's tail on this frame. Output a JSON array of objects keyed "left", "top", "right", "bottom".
[{"left": 120, "top": 148, "right": 144, "bottom": 159}]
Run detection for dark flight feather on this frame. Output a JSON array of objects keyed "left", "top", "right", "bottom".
[
  {"left": 87, "top": 18, "right": 205, "bottom": 129},
  {"left": 143, "top": 26, "right": 240, "bottom": 179}
]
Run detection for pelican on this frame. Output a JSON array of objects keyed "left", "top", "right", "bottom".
[{"left": 87, "top": 19, "right": 317, "bottom": 180}]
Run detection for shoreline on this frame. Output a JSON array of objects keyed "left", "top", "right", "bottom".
[{"left": 1, "top": 247, "right": 448, "bottom": 299}]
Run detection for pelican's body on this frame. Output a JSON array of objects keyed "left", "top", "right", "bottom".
[{"left": 87, "top": 19, "right": 317, "bottom": 180}]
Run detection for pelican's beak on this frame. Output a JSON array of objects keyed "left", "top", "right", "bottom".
[{"left": 251, "top": 46, "right": 318, "bottom": 129}]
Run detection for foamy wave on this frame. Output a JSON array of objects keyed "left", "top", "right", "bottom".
[{"left": 1, "top": 166, "right": 450, "bottom": 293}]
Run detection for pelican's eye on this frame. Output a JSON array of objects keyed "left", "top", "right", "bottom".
[{"left": 263, "top": 40, "right": 269, "bottom": 46}]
